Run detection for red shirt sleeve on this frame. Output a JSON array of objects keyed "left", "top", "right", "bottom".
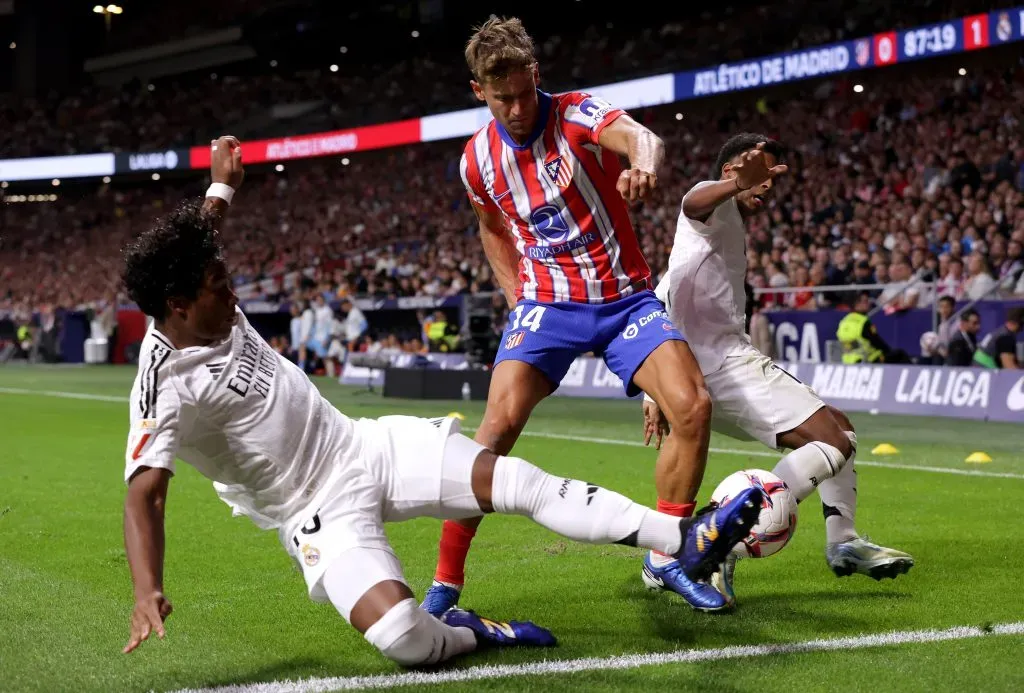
[
  {"left": 459, "top": 141, "right": 499, "bottom": 214},
  {"left": 556, "top": 91, "right": 627, "bottom": 146}
]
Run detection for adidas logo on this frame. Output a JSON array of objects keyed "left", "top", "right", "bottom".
[
  {"left": 585, "top": 484, "right": 598, "bottom": 506},
  {"left": 206, "top": 361, "right": 227, "bottom": 380}
]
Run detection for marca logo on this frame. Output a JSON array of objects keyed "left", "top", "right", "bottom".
[
  {"left": 590, "top": 360, "right": 623, "bottom": 389},
  {"left": 894, "top": 368, "right": 990, "bottom": 408},
  {"left": 560, "top": 357, "right": 588, "bottom": 388},
  {"left": 1005, "top": 376, "right": 1024, "bottom": 412},
  {"left": 809, "top": 365, "right": 884, "bottom": 402}
]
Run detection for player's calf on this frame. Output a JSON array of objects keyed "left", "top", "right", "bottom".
[{"left": 364, "top": 598, "right": 478, "bottom": 666}]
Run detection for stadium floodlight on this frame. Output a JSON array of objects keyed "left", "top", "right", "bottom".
[
  {"left": 675, "top": 112, "right": 683, "bottom": 120},
  {"left": 102, "top": 176, "right": 111, "bottom": 184},
  {"left": 270, "top": 59, "right": 278, "bottom": 67},
  {"left": 106, "top": 5, "right": 123, "bottom": 14},
  {"left": 341, "top": 157, "right": 350, "bottom": 166},
  {"left": 330, "top": 64, "right": 339, "bottom": 72},
  {"left": 151, "top": 173, "right": 161, "bottom": 181},
  {"left": 958, "top": 67, "right": 967, "bottom": 76},
  {"left": 51, "top": 179, "right": 60, "bottom": 187},
  {"left": 853, "top": 84, "right": 864, "bottom": 93},
  {"left": 8, "top": 42, "right": 14, "bottom": 49},
  {"left": 275, "top": 164, "right": 285, "bottom": 172},
  {"left": 411, "top": 30, "right": 420, "bottom": 38},
  {"left": 93, "top": 5, "right": 104, "bottom": 12},
  {"left": 340, "top": 46, "right": 348, "bottom": 53}
]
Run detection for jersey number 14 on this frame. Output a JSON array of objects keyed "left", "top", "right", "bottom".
[{"left": 510, "top": 305, "right": 547, "bottom": 332}]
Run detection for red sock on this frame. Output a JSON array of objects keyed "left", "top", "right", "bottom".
[
  {"left": 433, "top": 520, "right": 477, "bottom": 586},
  {"left": 653, "top": 499, "right": 695, "bottom": 557}
]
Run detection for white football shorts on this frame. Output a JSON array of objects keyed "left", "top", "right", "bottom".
[
  {"left": 704, "top": 346, "right": 825, "bottom": 450},
  {"left": 278, "top": 415, "right": 486, "bottom": 603}
]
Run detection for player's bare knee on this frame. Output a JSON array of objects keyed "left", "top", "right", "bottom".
[{"left": 662, "top": 384, "right": 712, "bottom": 436}]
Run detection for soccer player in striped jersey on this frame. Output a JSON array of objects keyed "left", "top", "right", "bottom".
[
  {"left": 119, "top": 136, "right": 763, "bottom": 664},
  {"left": 424, "top": 16, "right": 727, "bottom": 614}
]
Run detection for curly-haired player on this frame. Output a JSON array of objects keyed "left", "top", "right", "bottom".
[{"left": 118, "top": 136, "right": 764, "bottom": 664}]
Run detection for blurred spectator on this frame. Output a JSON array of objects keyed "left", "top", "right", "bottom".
[
  {"left": 963, "top": 252, "right": 998, "bottom": 300},
  {"left": 837, "top": 292, "right": 910, "bottom": 364},
  {"left": 945, "top": 308, "right": 981, "bottom": 367},
  {"left": 934, "top": 295, "right": 958, "bottom": 358},
  {"left": 340, "top": 298, "right": 369, "bottom": 350},
  {"left": 974, "top": 306, "right": 1024, "bottom": 369}
]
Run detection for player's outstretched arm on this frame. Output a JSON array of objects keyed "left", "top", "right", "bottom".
[
  {"left": 683, "top": 142, "right": 787, "bottom": 222},
  {"left": 202, "top": 136, "right": 245, "bottom": 229},
  {"left": 474, "top": 203, "right": 521, "bottom": 309},
  {"left": 123, "top": 466, "right": 173, "bottom": 654},
  {"left": 597, "top": 115, "right": 664, "bottom": 203}
]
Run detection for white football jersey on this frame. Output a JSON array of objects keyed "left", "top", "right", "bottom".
[
  {"left": 655, "top": 181, "right": 751, "bottom": 375},
  {"left": 124, "top": 308, "right": 357, "bottom": 529}
]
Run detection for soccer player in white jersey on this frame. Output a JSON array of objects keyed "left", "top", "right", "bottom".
[
  {"left": 119, "top": 136, "right": 764, "bottom": 664},
  {"left": 643, "top": 133, "right": 913, "bottom": 606}
]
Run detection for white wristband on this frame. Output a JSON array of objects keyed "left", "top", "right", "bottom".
[{"left": 205, "top": 183, "right": 235, "bottom": 205}]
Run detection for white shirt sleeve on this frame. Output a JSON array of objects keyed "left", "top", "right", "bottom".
[
  {"left": 300, "top": 310, "right": 314, "bottom": 341},
  {"left": 680, "top": 180, "right": 734, "bottom": 236},
  {"left": 125, "top": 357, "right": 186, "bottom": 483}
]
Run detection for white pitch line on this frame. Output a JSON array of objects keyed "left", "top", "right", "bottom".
[
  {"left": 2, "top": 387, "right": 1021, "bottom": 480},
  {"left": 167, "top": 621, "right": 1024, "bottom": 693},
  {"left": 0, "top": 386, "right": 128, "bottom": 403},
  {"left": 487, "top": 428, "right": 1024, "bottom": 481}
]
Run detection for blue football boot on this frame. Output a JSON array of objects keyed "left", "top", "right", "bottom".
[
  {"left": 421, "top": 582, "right": 462, "bottom": 617},
  {"left": 641, "top": 554, "right": 730, "bottom": 612},
  {"left": 678, "top": 486, "right": 763, "bottom": 583},
  {"left": 441, "top": 608, "right": 557, "bottom": 647}
]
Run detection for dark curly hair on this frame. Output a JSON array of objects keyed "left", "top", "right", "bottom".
[
  {"left": 712, "top": 133, "right": 785, "bottom": 179},
  {"left": 122, "top": 199, "right": 224, "bottom": 319}
]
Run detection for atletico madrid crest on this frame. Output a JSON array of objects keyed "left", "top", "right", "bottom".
[
  {"left": 544, "top": 156, "right": 572, "bottom": 189},
  {"left": 505, "top": 331, "right": 525, "bottom": 350}
]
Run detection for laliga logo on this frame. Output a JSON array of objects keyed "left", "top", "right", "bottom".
[
  {"left": 128, "top": 150, "right": 180, "bottom": 171},
  {"left": 1007, "top": 376, "right": 1024, "bottom": 412}
]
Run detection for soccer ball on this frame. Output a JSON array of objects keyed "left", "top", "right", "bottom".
[{"left": 710, "top": 469, "right": 797, "bottom": 558}]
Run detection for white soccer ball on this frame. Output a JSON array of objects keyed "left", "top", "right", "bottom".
[{"left": 710, "top": 469, "right": 797, "bottom": 558}]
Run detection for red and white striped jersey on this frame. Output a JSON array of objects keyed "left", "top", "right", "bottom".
[{"left": 460, "top": 90, "right": 652, "bottom": 304}]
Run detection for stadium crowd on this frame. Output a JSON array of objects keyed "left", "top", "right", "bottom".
[
  {"left": 0, "top": 0, "right": 1001, "bottom": 157},
  {"left": 4, "top": 62, "right": 1023, "bottom": 323}
]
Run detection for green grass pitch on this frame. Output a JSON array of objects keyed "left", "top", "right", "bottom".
[{"left": 1, "top": 365, "right": 1023, "bottom": 692}]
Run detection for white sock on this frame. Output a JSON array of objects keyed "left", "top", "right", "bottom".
[
  {"left": 362, "top": 598, "right": 476, "bottom": 666},
  {"left": 818, "top": 431, "right": 859, "bottom": 544},
  {"left": 490, "top": 456, "right": 685, "bottom": 555},
  {"left": 772, "top": 441, "right": 846, "bottom": 502}
]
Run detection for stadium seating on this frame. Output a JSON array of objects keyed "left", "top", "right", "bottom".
[{"left": 1, "top": 2, "right": 1022, "bottom": 335}]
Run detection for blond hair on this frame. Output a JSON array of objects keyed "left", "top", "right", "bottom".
[{"left": 465, "top": 16, "right": 536, "bottom": 83}]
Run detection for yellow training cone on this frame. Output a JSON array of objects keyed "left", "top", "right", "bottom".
[
  {"left": 871, "top": 443, "right": 900, "bottom": 456},
  {"left": 447, "top": 412, "right": 466, "bottom": 420},
  {"left": 965, "top": 452, "right": 992, "bottom": 464}
]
